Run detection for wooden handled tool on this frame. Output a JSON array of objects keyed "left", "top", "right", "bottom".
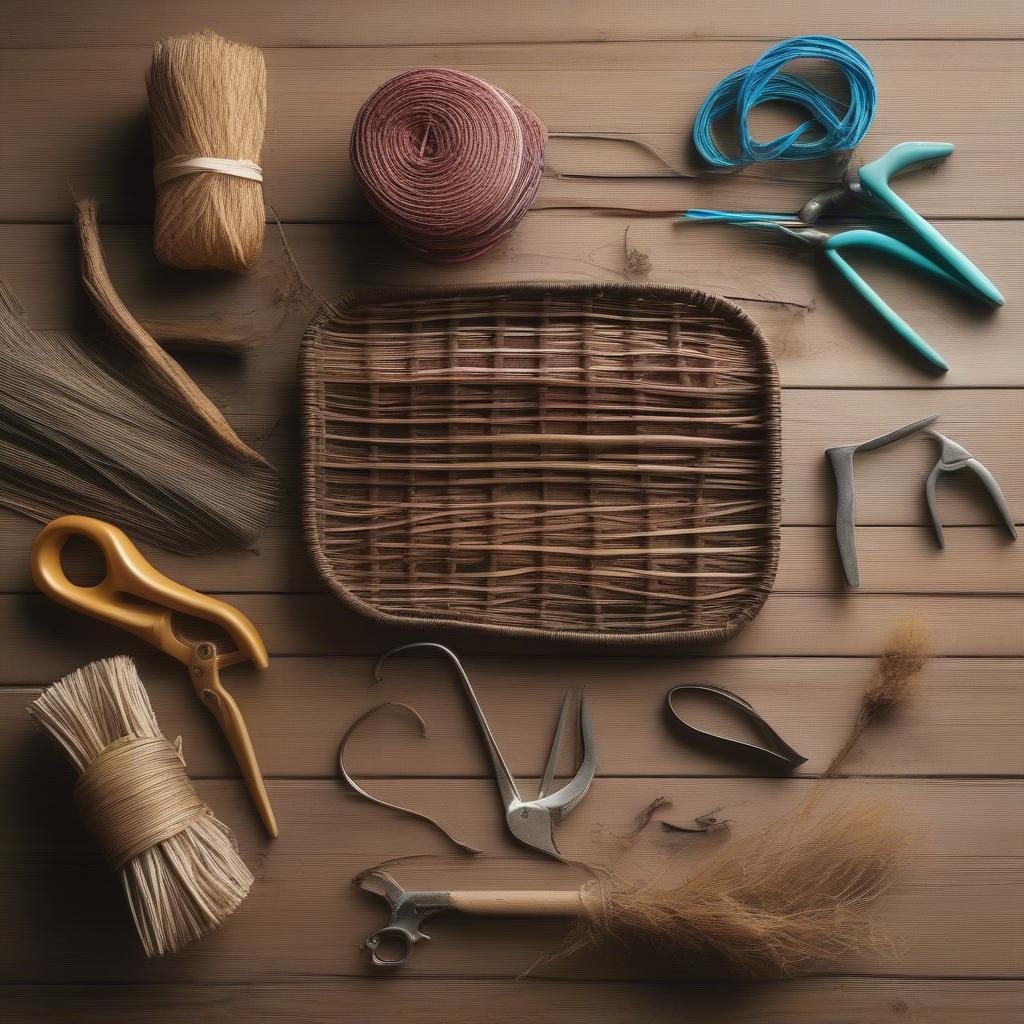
[{"left": 356, "top": 869, "right": 582, "bottom": 966}]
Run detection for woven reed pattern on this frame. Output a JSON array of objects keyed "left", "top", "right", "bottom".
[{"left": 303, "top": 284, "right": 780, "bottom": 645}]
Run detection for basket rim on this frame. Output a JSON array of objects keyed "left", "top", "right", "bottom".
[{"left": 301, "top": 280, "right": 782, "bottom": 648}]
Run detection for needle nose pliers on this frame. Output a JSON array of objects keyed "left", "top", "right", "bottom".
[{"left": 683, "top": 142, "right": 1004, "bottom": 372}]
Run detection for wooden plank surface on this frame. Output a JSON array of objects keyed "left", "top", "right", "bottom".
[
  {"left": 0, "top": 218, "right": 1021, "bottom": 388},
  {"left": 1, "top": 2, "right": 1021, "bottom": 1020},
  {"left": 8, "top": 520, "right": 1024, "bottom": 594},
  {"left": 5, "top": 656, "right": 1023, "bottom": 779},
  {"left": 2, "top": 592, "right": 1023, "bottom": 662},
  {"left": 6, "top": 980, "right": 1024, "bottom": 1024},
  {"left": 4, "top": 1, "right": 1023, "bottom": 47}
]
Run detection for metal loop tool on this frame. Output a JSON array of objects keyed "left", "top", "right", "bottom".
[{"left": 664, "top": 684, "right": 806, "bottom": 772}]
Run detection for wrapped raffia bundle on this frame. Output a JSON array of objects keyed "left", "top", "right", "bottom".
[
  {"left": 147, "top": 30, "right": 267, "bottom": 272},
  {"left": 0, "top": 200, "right": 275, "bottom": 553},
  {"left": 29, "top": 657, "right": 253, "bottom": 956}
]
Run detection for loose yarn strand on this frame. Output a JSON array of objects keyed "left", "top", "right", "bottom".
[{"left": 693, "top": 36, "right": 877, "bottom": 169}]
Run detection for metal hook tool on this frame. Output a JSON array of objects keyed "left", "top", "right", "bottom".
[
  {"left": 338, "top": 702, "right": 481, "bottom": 855},
  {"left": 375, "top": 642, "right": 597, "bottom": 861}
]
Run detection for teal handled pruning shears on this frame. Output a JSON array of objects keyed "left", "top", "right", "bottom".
[{"left": 683, "top": 142, "right": 1004, "bottom": 372}]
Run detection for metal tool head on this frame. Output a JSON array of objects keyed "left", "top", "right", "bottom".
[
  {"left": 925, "top": 428, "right": 972, "bottom": 469},
  {"left": 798, "top": 184, "right": 859, "bottom": 223},
  {"left": 505, "top": 689, "right": 597, "bottom": 860},
  {"left": 924, "top": 430, "right": 1017, "bottom": 550},
  {"left": 354, "top": 869, "right": 451, "bottom": 968}
]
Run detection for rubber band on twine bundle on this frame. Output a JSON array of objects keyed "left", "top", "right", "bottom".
[
  {"left": 350, "top": 67, "right": 547, "bottom": 263},
  {"left": 153, "top": 156, "right": 263, "bottom": 188},
  {"left": 693, "top": 36, "right": 877, "bottom": 169}
]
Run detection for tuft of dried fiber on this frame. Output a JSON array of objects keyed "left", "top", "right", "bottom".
[
  {"left": 566, "top": 798, "right": 905, "bottom": 977},
  {"left": 29, "top": 657, "right": 253, "bottom": 956},
  {"left": 825, "top": 615, "right": 933, "bottom": 777},
  {"left": 147, "top": 30, "right": 267, "bottom": 272}
]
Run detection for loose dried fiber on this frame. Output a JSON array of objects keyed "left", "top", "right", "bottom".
[
  {"left": 303, "top": 283, "right": 781, "bottom": 644},
  {"left": 0, "top": 204, "right": 275, "bottom": 553},
  {"left": 351, "top": 68, "right": 547, "bottom": 262},
  {"left": 570, "top": 799, "right": 905, "bottom": 976},
  {"left": 825, "top": 615, "right": 933, "bottom": 777},
  {"left": 29, "top": 657, "right": 253, "bottom": 956},
  {"left": 148, "top": 30, "right": 267, "bottom": 271}
]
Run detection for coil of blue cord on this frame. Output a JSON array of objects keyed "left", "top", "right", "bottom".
[{"left": 692, "top": 35, "right": 877, "bottom": 169}]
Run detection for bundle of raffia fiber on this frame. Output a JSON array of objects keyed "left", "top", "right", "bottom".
[
  {"left": 0, "top": 201, "right": 275, "bottom": 553},
  {"left": 29, "top": 657, "right": 252, "bottom": 956},
  {"left": 566, "top": 798, "right": 905, "bottom": 976},
  {"left": 148, "top": 30, "right": 267, "bottom": 272}
]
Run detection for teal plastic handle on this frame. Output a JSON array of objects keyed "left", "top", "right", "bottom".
[
  {"left": 858, "top": 142, "right": 1004, "bottom": 306},
  {"left": 828, "top": 229, "right": 977, "bottom": 296},
  {"left": 682, "top": 210, "right": 792, "bottom": 223},
  {"left": 823, "top": 243, "right": 949, "bottom": 371}
]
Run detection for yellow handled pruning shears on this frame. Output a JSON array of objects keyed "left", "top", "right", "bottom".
[{"left": 31, "top": 515, "right": 278, "bottom": 838}]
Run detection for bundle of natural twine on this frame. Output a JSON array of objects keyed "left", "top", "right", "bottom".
[
  {"left": 29, "top": 657, "right": 253, "bottom": 956},
  {"left": 147, "top": 30, "right": 266, "bottom": 272},
  {"left": 350, "top": 67, "right": 547, "bottom": 262}
]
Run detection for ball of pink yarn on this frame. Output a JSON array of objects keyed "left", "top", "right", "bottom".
[{"left": 350, "top": 67, "right": 547, "bottom": 263}]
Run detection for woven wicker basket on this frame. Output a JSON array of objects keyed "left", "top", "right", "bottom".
[{"left": 302, "top": 283, "right": 781, "bottom": 646}]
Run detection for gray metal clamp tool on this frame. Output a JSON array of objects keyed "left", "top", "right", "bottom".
[
  {"left": 827, "top": 416, "right": 1017, "bottom": 586},
  {"left": 826, "top": 415, "right": 939, "bottom": 588},
  {"left": 924, "top": 429, "right": 1017, "bottom": 549}
]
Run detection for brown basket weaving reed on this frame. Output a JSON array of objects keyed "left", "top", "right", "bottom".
[{"left": 302, "top": 283, "right": 781, "bottom": 646}]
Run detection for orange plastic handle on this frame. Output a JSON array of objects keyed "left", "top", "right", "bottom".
[
  {"left": 31, "top": 515, "right": 278, "bottom": 838},
  {"left": 31, "top": 515, "right": 269, "bottom": 671}
]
